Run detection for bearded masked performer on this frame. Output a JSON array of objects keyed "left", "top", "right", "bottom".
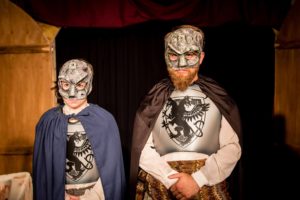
[
  {"left": 33, "top": 59, "right": 125, "bottom": 200},
  {"left": 130, "top": 25, "right": 242, "bottom": 200}
]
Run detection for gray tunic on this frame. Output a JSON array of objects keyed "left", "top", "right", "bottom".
[{"left": 66, "top": 120, "right": 99, "bottom": 184}]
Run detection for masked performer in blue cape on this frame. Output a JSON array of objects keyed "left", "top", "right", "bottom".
[
  {"left": 130, "top": 25, "right": 242, "bottom": 200},
  {"left": 33, "top": 59, "right": 125, "bottom": 200}
]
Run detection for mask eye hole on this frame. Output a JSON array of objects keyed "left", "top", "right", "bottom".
[
  {"left": 60, "top": 80, "right": 70, "bottom": 90},
  {"left": 76, "top": 81, "right": 87, "bottom": 90},
  {"left": 168, "top": 53, "right": 178, "bottom": 61},
  {"left": 185, "top": 51, "right": 198, "bottom": 60}
]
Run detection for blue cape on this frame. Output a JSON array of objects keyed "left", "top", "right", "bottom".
[{"left": 33, "top": 104, "right": 125, "bottom": 200}]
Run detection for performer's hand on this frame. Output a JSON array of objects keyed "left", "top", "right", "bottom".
[
  {"left": 169, "top": 185, "right": 188, "bottom": 200},
  {"left": 169, "top": 173, "right": 200, "bottom": 199}
]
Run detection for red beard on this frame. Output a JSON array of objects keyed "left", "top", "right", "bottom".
[{"left": 167, "top": 67, "right": 199, "bottom": 91}]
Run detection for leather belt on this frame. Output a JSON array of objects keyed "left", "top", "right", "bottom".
[{"left": 66, "top": 184, "right": 95, "bottom": 196}]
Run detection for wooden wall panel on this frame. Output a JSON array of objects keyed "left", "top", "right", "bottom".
[
  {"left": 0, "top": 0, "right": 59, "bottom": 175},
  {"left": 0, "top": 52, "right": 56, "bottom": 174},
  {"left": 0, "top": 0, "right": 48, "bottom": 47},
  {"left": 274, "top": 49, "right": 300, "bottom": 153},
  {"left": 0, "top": 155, "right": 32, "bottom": 174},
  {"left": 274, "top": 0, "right": 300, "bottom": 154}
]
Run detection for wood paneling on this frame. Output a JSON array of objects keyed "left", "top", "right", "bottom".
[
  {"left": 274, "top": 0, "right": 300, "bottom": 154},
  {"left": 0, "top": 53, "right": 56, "bottom": 174},
  {"left": 274, "top": 49, "right": 300, "bottom": 153},
  {"left": 0, "top": 0, "right": 59, "bottom": 174},
  {"left": 0, "top": 0, "right": 48, "bottom": 47}
]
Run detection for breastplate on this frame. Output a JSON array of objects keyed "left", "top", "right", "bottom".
[
  {"left": 65, "top": 119, "right": 99, "bottom": 184},
  {"left": 152, "top": 84, "right": 221, "bottom": 156}
]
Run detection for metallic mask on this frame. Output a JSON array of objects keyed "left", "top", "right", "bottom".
[
  {"left": 165, "top": 26, "right": 204, "bottom": 69},
  {"left": 58, "top": 59, "right": 93, "bottom": 99}
]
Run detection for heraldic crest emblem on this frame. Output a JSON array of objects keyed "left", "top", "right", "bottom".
[{"left": 161, "top": 95, "right": 209, "bottom": 148}]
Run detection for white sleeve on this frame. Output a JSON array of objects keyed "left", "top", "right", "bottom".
[
  {"left": 192, "top": 116, "right": 241, "bottom": 186},
  {"left": 139, "top": 133, "right": 178, "bottom": 188}
]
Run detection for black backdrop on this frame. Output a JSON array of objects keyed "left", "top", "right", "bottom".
[{"left": 55, "top": 21, "right": 282, "bottom": 199}]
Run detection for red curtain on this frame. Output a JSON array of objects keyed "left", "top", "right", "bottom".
[{"left": 12, "top": 0, "right": 291, "bottom": 28}]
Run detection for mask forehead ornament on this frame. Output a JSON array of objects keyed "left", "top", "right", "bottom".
[
  {"left": 165, "top": 27, "right": 204, "bottom": 69},
  {"left": 58, "top": 59, "right": 93, "bottom": 99}
]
